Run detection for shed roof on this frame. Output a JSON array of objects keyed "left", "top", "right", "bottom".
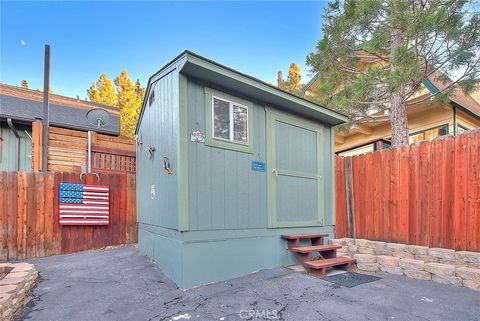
[
  {"left": 0, "top": 84, "right": 120, "bottom": 135},
  {"left": 138, "top": 51, "right": 348, "bottom": 133}
]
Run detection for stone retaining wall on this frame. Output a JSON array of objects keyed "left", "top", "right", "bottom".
[
  {"left": 0, "top": 263, "right": 38, "bottom": 320},
  {"left": 331, "top": 238, "right": 480, "bottom": 292}
]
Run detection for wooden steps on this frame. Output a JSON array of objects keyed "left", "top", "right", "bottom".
[
  {"left": 282, "top": 233, "right": 355, "bottom": 277},
  {"left": 290, "top": 244, "right": 341, "bottom": 254},
  {"left": 305, "top": 256, "right": 355, "bottom": 269},
  {"left": 281, "top": 233, "right": 329, "bottom": 240}
]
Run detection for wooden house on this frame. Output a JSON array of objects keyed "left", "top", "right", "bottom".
[
  {"left": 0, "top": 84, "right": 135, "bottom": 173},
  {"left": 299, "top": 75, "right": 480, "bottom": 156},
  {"left": 135, "top": 51, "right": 348, "bottom": 288}
]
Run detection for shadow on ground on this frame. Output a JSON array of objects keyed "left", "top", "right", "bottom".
[{"left": 18, "top": 246, "right": 480, "bottom": 321}]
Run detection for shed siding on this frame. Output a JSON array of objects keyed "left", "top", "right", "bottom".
[
  {"left": 186, "top": 78, "right": 267, "bottom": 231},
  {"left": 0, "top": 122, "right": 32, "bottom": 171},
  {"left": 137, "top": 69, "right": 180, "bottom": 230}
]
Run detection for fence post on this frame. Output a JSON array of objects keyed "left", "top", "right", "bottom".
[
  {"left": 344, "top": 156, "right": 356, "bottom": 238},
  {"left": 32, "top": 121, "right": 43, "bottom": 172}
]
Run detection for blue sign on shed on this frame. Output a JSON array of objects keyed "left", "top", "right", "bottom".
[{"left": 251, "top": 160, "right": 266, "bottom": 172}]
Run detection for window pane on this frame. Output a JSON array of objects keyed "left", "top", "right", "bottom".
[
  {"left": 233, "top": 105, "right": 248, "bottom": 143},
  {"left": 409, "top": 133, "right": 424, "bottom": 144},
  {"left": 424, "top": 125, "right": 447, "bottom": 141},
  {"left": 457, "top": 125, "right": 468, "bottom": 135},
  {"left": 213, "top": 98, "right": 230, "bottom": 140}
]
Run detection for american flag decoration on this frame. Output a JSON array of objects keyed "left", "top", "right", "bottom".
[{"left": 59, "top": 183, "right": 110, "bottom": 225}]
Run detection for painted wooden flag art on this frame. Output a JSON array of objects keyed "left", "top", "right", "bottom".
[{"left": 59, "top": 183, "right": 110, "bottom": 225}]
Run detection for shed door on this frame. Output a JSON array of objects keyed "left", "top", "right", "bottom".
[{"left": 266, "top": 109, "right": 324, "bottom": 228}]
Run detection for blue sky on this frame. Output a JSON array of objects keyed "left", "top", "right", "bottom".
[{"left": 1, "top": 1, "right": 327, "bottom": 99}]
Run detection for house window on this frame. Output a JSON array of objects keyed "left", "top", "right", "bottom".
[
  {"left": 409, "top": 124, "right": 448, "bottom": 144},
  {"left": 457, "top": 124, "right": 470, "bottom": 135},
  {"left": 212, "top": 96, "right": 248, "bottom": 145}
]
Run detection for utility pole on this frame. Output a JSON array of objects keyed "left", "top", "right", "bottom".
[{"left": 42, "top": 44, "right": 50, "bottom": 172}]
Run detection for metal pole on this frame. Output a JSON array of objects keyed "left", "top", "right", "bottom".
[
  {"left": 87, "top": 131, "right": 92, "bottom": 173},
  {"left": 42, "top": 44, "right": 50, "bottom": 172}
]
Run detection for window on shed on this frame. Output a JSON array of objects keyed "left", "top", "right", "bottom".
[
  {"left": 212, "top": 96, "right": 248, "bottom": 145},
  {"left": 148, "top": 86, "right": 155, "bottom": 107}
]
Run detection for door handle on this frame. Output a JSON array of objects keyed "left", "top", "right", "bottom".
[{"left": 272, "top": 168, "right": 278, "bottom": 176}]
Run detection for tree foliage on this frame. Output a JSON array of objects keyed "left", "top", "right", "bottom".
[
  {"left": 280, "top": 63, "right": 305, "bottom": 95},
  {"left": 21, "top": 80, "right": 29, "bottom": 88},
  {"left": 115, "top": 71, "right": 144, "bottom": 138},
  {"left": 307, "top": 0, "right": 480, "bottom": 147},
  {"left": 87, "top": 74, "right": 117, "bottom": 107},
  {"left": 87, "top": 72, "right": 145, "bottom": 138}
]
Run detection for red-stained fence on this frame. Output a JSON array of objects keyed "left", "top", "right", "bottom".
[
  {"left": 335, "top": 129, "right": 480, "bottom": 252},
  {"left": 0, "top": 172, "right": 137, "bottom": 261}
]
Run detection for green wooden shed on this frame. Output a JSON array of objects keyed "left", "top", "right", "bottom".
[{"left": 135, "top": 51, "right": 348, "bottom": 288}]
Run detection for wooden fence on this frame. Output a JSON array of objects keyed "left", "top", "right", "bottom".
[
  {"left": 335, "top": 129, "right": 480, "bottom": 252},
  {"left": 0, "top": 171, "right": 137, "bottom": 261},
  {"left": 32, "top": 124, "right": 136, "bottom": 173}
]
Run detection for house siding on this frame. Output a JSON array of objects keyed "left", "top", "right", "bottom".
[
  {"left": 0, "top": 121, "right": 32, "bottom": 171},
  {"left": 137, "top": 68, "right": 180, "bottom": 231},
  {"left": 186, "top": 78, "right": 267, "bottom": 231}
]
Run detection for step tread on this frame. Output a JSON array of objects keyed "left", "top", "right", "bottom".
[
  {"left": 290, "top": 244, "right": 342, "bottom": 253},
  {"left": 304, "top": 256, "right": 355, "bottom": 269},
  {"left": 281, "top": 233, "right": 329, "bottom": 240}
]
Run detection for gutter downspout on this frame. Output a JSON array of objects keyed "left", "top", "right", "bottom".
[
  {"left": 453, "top": 105, "right": 457, "bottom": 136},
  {"left": 7, "top": 118, "right": 20, "bottom": 171}
]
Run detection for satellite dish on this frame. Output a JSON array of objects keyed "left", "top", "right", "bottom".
[{"left": 86, "top": 108, "right": 111, "bottom": 129}]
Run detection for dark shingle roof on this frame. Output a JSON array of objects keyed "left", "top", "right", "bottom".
[{"left": 0, "top": 84, "right": 120, "bottom": 135}]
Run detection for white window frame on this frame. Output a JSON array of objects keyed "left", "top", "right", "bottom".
[{"left": 211, "top": 95, "right": 249, "bottom": 146}]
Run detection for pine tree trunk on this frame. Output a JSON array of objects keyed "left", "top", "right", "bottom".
[
  {"left": 390, "top": 92, "right": 409, "bottom": 147},
  {"left": 389, "top": 28, "right": 409, "bottom": 148}
]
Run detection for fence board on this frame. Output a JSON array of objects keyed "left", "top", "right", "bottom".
[
  {"left": 408, "top": 143, "right": 420, "bottom": 246},
  {"left": 52, "top": 172, "right": 63, "bottom": 255},
  {"left": 390, "top": 148, "right": 400, "bottom": 243},
  {"left": 7, "top": 172, "right": 18, "bottom": 260},
  {"left": 454, "top": 134, "right": 468, "bottom": 250},
  {"left": 335, "top": 130, "right": 480, "bottom": 252},
  {"left": 44, "top": 173, "right": 55, "bottom": 256},
  {"left": 441, "top": 137, "right": 454, "bottom": 249},
  {"left": 372, "top": 151, "right": 382, "bottom": 241},
  {"left": 398, "top": 146, "right": 410, "bottom": 244},
  {"left": 0, "top": 172, "right": 7, "bottom": 260},
  {"left": 380, "top": 150, "right": 391, "bottom": 242},
  {"left": 17, "top": 172, "right": 27, "bottom": 259},
  {"left": 335, "top": 157, "right": 347, "bottom": 237},
  {"left": 35, "top": 173, "right": 46, "bottom": 258},
  {"left": 418, "top": 142, "right": 430, "bottom": 247},
  {"left": 466, "top": 131, "right": 479, "bottom": 251},
  {"left": 0, "top": 171, "right": 137, "bottom": 261},
  {"left": 429, "top": 139, "right": 443, "bottom": 248}
]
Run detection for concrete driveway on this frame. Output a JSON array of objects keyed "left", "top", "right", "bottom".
[{"left": 19, "top": 246, "right": 480, "bottom": 321}]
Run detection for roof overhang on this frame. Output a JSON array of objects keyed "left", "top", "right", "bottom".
[{"left": 179, "top": 52, "right": 348, "bottom": 125}]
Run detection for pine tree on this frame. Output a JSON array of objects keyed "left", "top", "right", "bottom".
[
  {"left": 280, "top": 63, "right": 304, "bottom": 95},
  {"left": 21, "top": 80, "right": 29, "bottom": 88},
  {"left": 115, "top": 71, "right": 143, "bottom": 138},
  {"left": 87, "top": 74, "right": 117, "bottom": 107},
  {"left": 87, "top": 72, "right": 145, "bottom": 138},
  {"left": 307, "top": 0, "right": 480, "bottom": 147},
  {"left": 135, "top": 79, "right": 145, "bottom": 101}
]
